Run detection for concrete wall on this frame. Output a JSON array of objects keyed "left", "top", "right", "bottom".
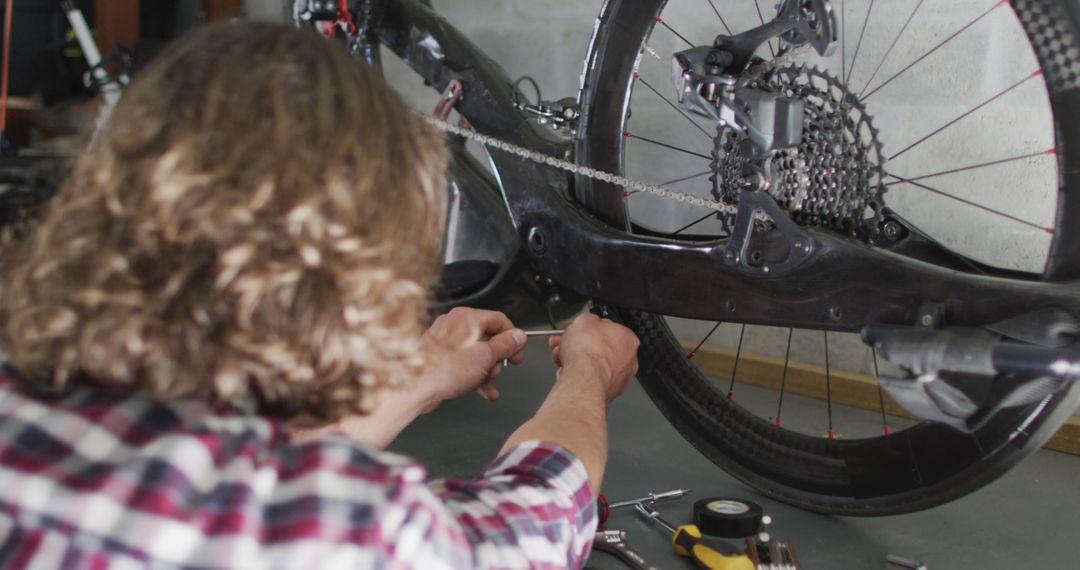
[{"left": 246, "top": 1, "right": 1058, "bottom": 377}]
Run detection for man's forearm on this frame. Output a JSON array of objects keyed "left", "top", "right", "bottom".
[
  {"left": 291, "top": 384, "right": 433, "bottom": 449},
  {"left": 499, "top": 364, "right": 610, "bottom": 493}
]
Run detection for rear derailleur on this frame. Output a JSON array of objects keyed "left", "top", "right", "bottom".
[
  {"left": 670, "top": 0, "right": 837, "bottom": 276},
  {"left": 671, "top": 0, "right": 835, "bottom": 153}
]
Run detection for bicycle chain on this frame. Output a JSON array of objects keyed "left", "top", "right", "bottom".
[
  {"left": 422, "top": 114, "right": 772, "bottom": 221},
  {"left": 423, "top": 78, "right": 881, "bottom": 232}
]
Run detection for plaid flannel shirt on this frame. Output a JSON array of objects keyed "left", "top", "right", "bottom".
[{"left": 0, "top": 371, "right": 597, "bottom": 569}]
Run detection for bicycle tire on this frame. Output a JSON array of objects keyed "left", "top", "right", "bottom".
[{"left": 576, "top": 0, "right": 1080, "bottom": 515}]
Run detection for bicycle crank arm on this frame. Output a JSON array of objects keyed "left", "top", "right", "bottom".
[
  {"left": 863, "top": 324, "right": 1080, "bottom": 432},
  {"left": 863, "top": 323, "right": 1080, "bottom": 380}
]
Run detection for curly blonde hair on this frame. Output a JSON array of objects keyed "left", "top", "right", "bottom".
[{"left": 0, "top": 21, "right": 448, "bottom": 421}]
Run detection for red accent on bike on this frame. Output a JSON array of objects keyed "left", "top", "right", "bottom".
[
  {"left": 434, "top": 80, "right": 465, "bottom": 121},
  {"left": 656, "top": 16, "right": 664, "bottom": 23},
  {"left": 1048, "top": 148, "right": 1058, "bottom": 155},
  {"left": 997, "top": 0, "right": 1009, "bottom": 7},
  {"left": 883, "top": 425, "right": 893, "bottom": 436},
  {"left": 828, "top": 430, "right": 836, "bottom": 440},
  {"left": 623, "top": 131, "right": 632, "bottom": 138},
  {"left": 1045, "top": 227, "right": 1056, "bottom": 234},
  {"left": 1033, "top": 69, "right": 1044, "bottom": 78},
  {"left": 774, "top": 417, "right": 781, "bottom": 427},
  {"left": 687, "top": 352, "right": 696, "bottom": 359},
  {"left": 324, "top": 0, "right": 357, "bottom": 38},
  {"left": 633, "top": 72, "right": 641, "bottom": 80},
  {"left": 727, "top": 391, "right": 734, "bottom": 399}
]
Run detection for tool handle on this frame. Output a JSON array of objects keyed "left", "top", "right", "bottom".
[{"left": 672, "top": 525, "right": 755, "bottom": 570}]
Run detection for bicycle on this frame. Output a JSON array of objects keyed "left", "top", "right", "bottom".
[{"left": 285, "top": 0, "right": 1080, "bottom": 516}]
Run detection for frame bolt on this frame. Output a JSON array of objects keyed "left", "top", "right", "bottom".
[
  {"left": 792, "top": 237, "right": 810, "bottom": 256},
  {"left": 527, "top": 227, "right": 547, "bottom": 255},
  {"left": 882, "top": 220, "right": 904, "bottom": 241}
]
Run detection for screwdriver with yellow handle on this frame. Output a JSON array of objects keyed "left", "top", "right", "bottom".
[{"left": 634, "top": 502, "right": 756, "bottom": 570}]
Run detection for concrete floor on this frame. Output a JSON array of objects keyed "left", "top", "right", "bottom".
[{"left": 391, "top": 342, "right": 1080, "bottom": 569}]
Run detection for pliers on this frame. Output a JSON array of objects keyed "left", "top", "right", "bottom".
[{"left": 591, "top": 529, "right": 664, "bottom": 570}]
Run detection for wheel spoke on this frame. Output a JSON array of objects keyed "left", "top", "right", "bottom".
[
  {"left": 726, "top": 324, "right": 746, "bottom": 399},
  {"left": 624, "top": 131, "right": 713, "bottom": 160},
  {"left": 841, "top": 0, "right": 847, "bottom": 86},
  {"left": 861, "top": 0, "right": 1004, "bottom": 102},
  {"left": 660, "top": 170, "right": 713, "bottom": 187},
  {"left": 858, "top": 0, "right": 926, "bottom": 98},
  {"left": 636, "top": 74, "right": 713, "bottom": 139},
  {"left": 887, "top": 173, "right": 1054, "bottom": 233},
  {"left": 687, "top": 321, "right": 723, "bottom": 359},
  {"left": 704, "top": 0, "right": 734, "bottom": 36},
  {"left": 671, "top": 212, "right": 717, "bottom": 236},
  {"left": 752, "top": 0, "right": 776, "bottom": 58},
  {"left": 871, "top": 349, "right": 892, "bottom": 435},
  {"left": 824, "top": 331, "right": 835, "bottom": 440},
  {"left": 886, "top": 149, "right": 1056, "bottom": 185},
  {"left": 846, "top": 0, "right": 876, "bottom": 86},
  {"left": 775, "top": 328, "right": 794, "bottom": 427},
  {"left": 888, "top": 70, "right": 1042, "bottom": 161},
  {"left": 655, "top": 16, "right": 695, "bottom": 49}
]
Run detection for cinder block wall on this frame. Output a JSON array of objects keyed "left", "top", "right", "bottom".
[{"left": 246, "top": 1, "right": 1057, "bottom": 378}]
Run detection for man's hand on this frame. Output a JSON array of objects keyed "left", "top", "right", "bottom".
[
  {"left": 548, "top": 313, "right": 639, "bottom": 402},
  {"left": 291, "top": 307, "right": 524, "bottom": 450},
  {"left": 500, "top": 312, "right": 639, "bottom": 492},
  {"left": 418, "top": 307, "right": 527, "bottom": 409}
]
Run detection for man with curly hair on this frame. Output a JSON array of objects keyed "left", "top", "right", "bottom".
[{"left": 0, "top": 21, "right": 639, "bottom": 569}]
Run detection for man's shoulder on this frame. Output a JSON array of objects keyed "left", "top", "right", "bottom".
[
  {"left": 0, "top": 368, "right": 446, "bottom": 567},
  {"left": 274, "top": 433, "right": 429, "bottom": 498},
  {"left": 0, "top": 367, "right": 425, "bottom": 488}
]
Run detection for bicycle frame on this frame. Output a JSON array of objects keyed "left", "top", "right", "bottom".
[{"left": 375, "top": 0, "right": 1080, "bottom": 333}]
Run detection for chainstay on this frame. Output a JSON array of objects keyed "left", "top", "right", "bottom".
[{"left": 422, "top": 114, "right": 747, "bottom": 217}]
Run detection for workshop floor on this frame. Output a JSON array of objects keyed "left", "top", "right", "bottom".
[{"left": 391, "top": 342, "right": 1080, "bottom": 569}]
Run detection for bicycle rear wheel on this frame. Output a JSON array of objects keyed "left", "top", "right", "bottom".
[{"left": 577, "top": 0, "right": 1080, "bottom": 514}]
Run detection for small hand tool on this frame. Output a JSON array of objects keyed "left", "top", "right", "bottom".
[
  {"left": 886, "top": 554, "right": 927, "bottom": 570},
  {"left": 634, "top": 503, "right": 755, "bottom": 570},
  {"left": 525, "top": 329, "right": 564, "bottom": 337},
  {"left": 744, "top": 529, "right": 799, "bottom": 570},
  {"left": 592, "top": 529, "right": 664, "bottom": 570},
  {"left": 501, "top": 329, "right": 564, "bottom": 368},
  {"left": 608, "top": 489, "right": 693, "bottom": 510}
]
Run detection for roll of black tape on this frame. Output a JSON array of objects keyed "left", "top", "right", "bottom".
[{"left": 693, "top": 497, "right": 764, "bottom": 538}]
